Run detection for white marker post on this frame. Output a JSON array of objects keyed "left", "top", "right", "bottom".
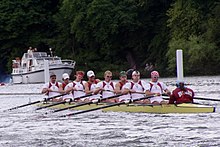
[
  {"left": 176, "top": 50, "right": 184, "bottom": 81},
  {"left": 44, "top": 60, "right": 49, "bottom": 83}
]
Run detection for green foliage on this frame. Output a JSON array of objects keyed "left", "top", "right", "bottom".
[
  {"left": 0, "top": 0, "right": 219, "bottom": 77},
  {"left": 166, "top": 0, "right": 220, "bottom": 75},
  {"left": 0, "top": 0, "right": 60, "bottom": 72}
]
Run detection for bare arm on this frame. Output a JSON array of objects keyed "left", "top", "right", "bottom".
[
  {"left": 115, "top": 83, "right": 121, "bottom": 94},
  {"left": 84, "top": 82, "right": 93, "bottom": 94}
]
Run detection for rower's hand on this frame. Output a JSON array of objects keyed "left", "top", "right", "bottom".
[
  {"left": 99, "top": 88, "right": 105, "bottom": 92},
  {"left": 154, "top": 93, "right": 161, "bottom": 96},
  {"left": 47, "top": 88, "right": 53, "bottom": 92},
  {"left": 129, "top": 89, "right": 136, "bottom": 93},
  {"left": 166, "top": 91, "right": 171, "bottom": 96},
  {"left": 72, "top": 87, "right": 77, "bottom": 91}
]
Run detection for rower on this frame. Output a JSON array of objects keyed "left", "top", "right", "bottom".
[
  {"left": 124, "top": 71, "right": 150, "bottom": 103},
  {"left": 169, "top": 80, "right": 194, "bottom": 104},
  {"left": 59, "top": 73, "right": 73, "bottom": 100},
  {"left": 94, "top": 70, "right": 116, "bottom": 102},
  {"left": 115, "top": 71, "right": 130, "bottom": 102},
  {"left": 145, "top": 71, "right": 171, "bottom": 104},
  {"left": 84, "top": 70, "right": 101, "bottom": 101},
  {"left": 65, "top": 71, "right": 86, "bottom": 101},
  {"left": 41, "top": 72, "right": 62, "bottom": 101}
]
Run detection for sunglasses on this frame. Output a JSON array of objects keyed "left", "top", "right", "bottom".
[{"left": 106, "top": 76, "right": 112, "bottom": 78}]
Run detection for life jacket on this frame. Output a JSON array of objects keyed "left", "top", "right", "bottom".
[
  {"left": 103, "top": 81, "right": 114, "bottom": 90},
  {"left": 87, "top": 79, "right": 99, "bottom": 90},
  {"left": 149, "top": 82, "right": 163, "bottom": 93},
  {"left": 49, "top": 82, "right": 59, "bottom": 88},
  {"left": 130, "top": 81, "right": 144, "bottom": 91}
]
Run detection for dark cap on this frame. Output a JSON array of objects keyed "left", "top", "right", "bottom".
[
  {"left": 120, "top": 71, "right": 127, "bottom": 77},
  {"left": 50, "top": 72, "right": 56, "bottom": 77}
]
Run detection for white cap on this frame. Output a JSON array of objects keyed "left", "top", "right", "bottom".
[
  {"left": 132, "top": 71, "right": 140, "bottom": 76},
  {"left": 87, "top": 70, "right": 95, "bottom": 77},
  {"left": 62, "top": 73, "right": 69, "bottom": 80}
]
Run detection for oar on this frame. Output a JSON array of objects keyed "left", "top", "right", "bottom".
[
  {"left": 49, "top": 94, "right": 123, "bottom": 114},
  {"left": 36, "top": 94, "right": 93, "bottom": 110},
  {"left": 162, "top": 94, "right": 220, "bottom": 102},
  {"left": 0, "top": 93, "right": 41, "bottom": 95},
  {"left": 5, "top": 93, "right": 67, "bottom": 111},
  {"left": 60, "top": 94, "right": 155, "bottom": 117},
  {"left": 193, "top": 96, "right": 220, "bottom": 102}
]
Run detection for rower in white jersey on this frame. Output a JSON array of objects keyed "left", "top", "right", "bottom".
[
  {"left": 115, "top": 71, "right": 130, "bottom": 102},
  {"left": 84, "top": 70, "right": 101, "bottom": 101},
  {"left": 59, "top": 73, "right": 73, "bottom": 100},
  {"left": 145, "top": 71, "right": 171, "bottom": 104},
  {"left": 41, "top": 72, "right": 62, "bottom": 101},
  {"left": 65, "top": 71, "right": 86, "bottom": 101},
  {"left": 124, "top": 71, "right": 150, "bottom": 103},
  {"left": 94, "top": 70, "right": 116, "bottom": 102}
]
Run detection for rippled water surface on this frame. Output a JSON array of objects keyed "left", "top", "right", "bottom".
[{"left": 0, "top": 76, "right": 220, "bottom": 146}]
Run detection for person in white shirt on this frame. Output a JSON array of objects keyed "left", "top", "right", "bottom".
[
  {"left": 94, "top": 70, "right": 116, "bottom": 102},
  {"left": 123, "top": 71, "right": 150, "bottom": 103},
  {"left": 59, "top": 73, "right": 73, "bottom": 100},
  {"left": 84, "top": 70, "right": 101, "bottom": 101},
  {"left": 115, "top": 71, "right": 130, "bottom": 102},
  {"left": 41, "top": 72, "right": 62, "bottom": 101},
  {"left": 145, "top": 71, "right": 171, "bottom": 104},
  {"left": 65, "top": 71, "right": 86, "bottom": 101}
]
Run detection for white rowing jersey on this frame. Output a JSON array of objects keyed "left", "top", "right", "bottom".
[
  {"left": 118, "top": 82, "right": 131, "bottom": 102},
  {"left": 96, "top": 81, "right": 116, "bottom": 98},
  {"left": 87, "top": 81, "right": 101, "bottom": 100},
  {"left": 61, "top": 83, "right": 73, "bottom": 99},
  {"left": 66, "top": 81, "right": 86, "bottom": 99},
  {"left": 124, "top": 80, "right": 147, "bottom": 100},
  {"left": 145, "top": 81, "right": 168, "bottom": 103},
  {"left": 42, "top": 82, "right": 62, "bottom": 98}
]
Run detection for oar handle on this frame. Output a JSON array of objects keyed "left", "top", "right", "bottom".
[
  {"left": 104, "top": 90, "right": 115, "bottom": 93},
  {"left": 73, "top": 93, "right": 93, "bottom": 101},
  {"left": 44, "top": 93, "right": 67, "bottom": 101}
]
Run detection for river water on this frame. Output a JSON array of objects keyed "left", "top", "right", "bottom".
[{"left": 0, "top": 76, "right": 220, "bottom": 147}]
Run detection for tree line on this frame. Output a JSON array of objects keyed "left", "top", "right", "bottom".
[{"left": 0, "top": 0, "right": 219, "bottom": 78}]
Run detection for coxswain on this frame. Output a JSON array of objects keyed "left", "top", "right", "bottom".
[{"left": 169, "top": 80, "right": 194, "bottom": 104}]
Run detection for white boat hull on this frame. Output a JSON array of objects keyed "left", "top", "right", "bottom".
[
  {"left": 11, "top": 51, "right": 75, "bottom": 84},
  {"left": 12, "top": 66, "right": 73, "bottom": 84}
]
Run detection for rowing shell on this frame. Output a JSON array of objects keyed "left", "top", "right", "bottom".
[{"left": 38, "top": 102, "right": 215, "bottom": 114}]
